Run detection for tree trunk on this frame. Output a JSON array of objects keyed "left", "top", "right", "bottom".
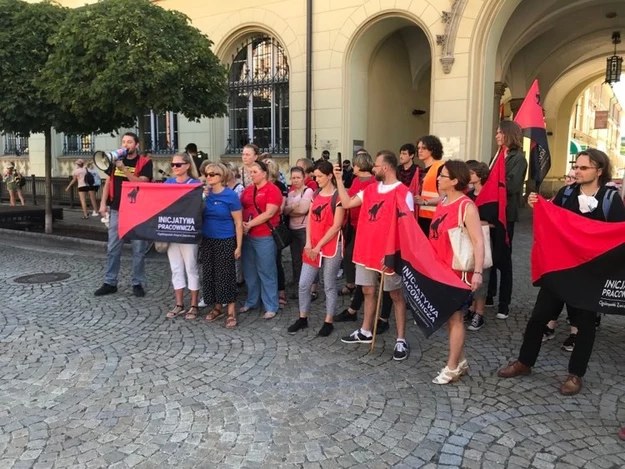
[{"left": 44, "top": 127, "right": 53, "bottom": 234}]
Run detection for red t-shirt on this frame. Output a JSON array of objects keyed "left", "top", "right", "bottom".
[
  {"left": 241, "top": 182, "right": 283, "bottom": 237},
  {"left": 347, "top": 176, "right": 375, "bottom": 228},
  {"left": 304, "top": 177, "right": 318, "bottom": 191}
]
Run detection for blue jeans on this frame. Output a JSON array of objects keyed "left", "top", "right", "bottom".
[
  {"left": 104, "top": 209, "right": 148, "bottom": 287},
  {"left": 242, "top": 235, "right": 278, "bottom": 312}
]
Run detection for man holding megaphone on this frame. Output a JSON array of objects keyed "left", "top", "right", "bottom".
[{"left": 94, "top": 132, "right": 154, "bottom": 298}]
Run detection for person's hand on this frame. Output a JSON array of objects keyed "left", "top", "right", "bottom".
[
  {"left": 333, "top": 163, "right": 343, "bottom": 179},
  {"left": 305, "top": 246, "right": 319, "bottom": 261},
  {"left": 99, "top": 204, "right": 108, "bottom": 217},
  {"left": 242, "top": 221, "right": 251, "bottom": 234},
  {"left": 414, "top": 195, "right": 424, "bottom": 206},
  {"left": 234, "top": 247, "right": 242, "bottom": 259},
  {"left": 115, "top": 160, "right": 125, "bottom": 171},
  {"left": 65, "top": 186, "right": 70, "bottom": 192},
  {"left": 471, "top": 273, "right": 483, "bottom": 292},
  {"left": 527, "top": 192, "right": 538, "bottom": 208}
]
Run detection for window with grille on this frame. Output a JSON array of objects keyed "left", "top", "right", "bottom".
[
  {"left": 141, "top": 111, "right": 178, "bottom": 154},
  {"left": 2, "top": 133, "right": 29, "bottom": 156},
  {"left": 226, "top": 35, "right": 289, "bottom": 155},
  {"left": 63, "top": 134, "right": 94, "bottom": 155}
]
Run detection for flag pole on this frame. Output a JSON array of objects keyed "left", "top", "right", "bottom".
[{"left": 370, "top": 273, "right": 385, "bottom": 352}]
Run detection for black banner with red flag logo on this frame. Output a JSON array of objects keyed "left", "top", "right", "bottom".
[
  {"left": 118, "top": 182, "right": 203, "bottom": 243},
  {"left": 532, "top": 196, "right": 625, "bottom": 315},
  {"left": 383, "top": 191, "right": 471, "bottom": 337},
  {"left": 515, "top": 79, "right": 551, "bottom": 188}
]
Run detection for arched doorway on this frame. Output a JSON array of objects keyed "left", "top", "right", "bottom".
[{"left": 346, "top": 15, "right": 431, "bottom": 156}]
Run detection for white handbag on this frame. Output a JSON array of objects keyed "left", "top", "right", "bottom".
[{"left": 448, "top": 200, "right": 493, "bottom": 272}]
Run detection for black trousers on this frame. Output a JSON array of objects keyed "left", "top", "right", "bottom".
[
  {"left": 518, "top": 287, "right": 597, "bottom": 377},
  {"left": 487, "top": 221, "right": 515, "bottom": 313}
]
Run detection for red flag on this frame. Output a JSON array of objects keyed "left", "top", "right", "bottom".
[
  {"left": 532, "top": 196, "right": 625, "bottom": 315},
  {"left": 118, "top": 182, "right": 203, "bottom": 243},
  {"left": 514, "top": 79, "right": 551, "bottom": 188},
  {"left": 476, "top": 147, "right": 508, "bottom": 248},
  {"left": 384, "top": 191, "right": 471, "bottom": 337}
]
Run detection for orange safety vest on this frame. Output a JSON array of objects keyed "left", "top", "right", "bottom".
[{"left": 418, "top": 160, "right": 445, "bottom": 219}]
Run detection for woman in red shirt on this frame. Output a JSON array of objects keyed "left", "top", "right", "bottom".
[
  {"left": 428, "top": 160, "right": 484, "bottom": 384},
  {"left": 240, "top": 161, "right": 283, "bottom": 319}
]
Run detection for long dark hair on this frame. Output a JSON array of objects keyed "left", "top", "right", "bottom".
[{"left": 578, "top": 148, "right": 612, "bottom": 186}]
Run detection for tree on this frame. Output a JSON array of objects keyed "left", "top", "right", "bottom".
[
  {"left": 39, "top": 0, "right": 228, "bottom": 141},
  {"left": 0, "top": 0, "right": 69, "bottom": 233}
]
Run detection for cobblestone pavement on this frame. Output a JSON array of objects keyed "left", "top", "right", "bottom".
[{"left": 1, "top": 209, "right": 624, "bottom": 468}]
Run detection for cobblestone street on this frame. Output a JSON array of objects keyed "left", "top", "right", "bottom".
[{"left": 1, "top": 209, "right": 624, "bottom": 468}]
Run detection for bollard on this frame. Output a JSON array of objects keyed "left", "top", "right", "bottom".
[{"left": 31, "top": 174, "right": 37, "bottom": 206}]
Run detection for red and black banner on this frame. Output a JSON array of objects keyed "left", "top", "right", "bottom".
[
  {"left": 118, "top": 182, "right": 203, "bottom": 243},
  {"left": 383, "top": 191, "right": 471, "bottom": 337},
  {"left": 477, "top": 147, "right": 509, "bottom": 257},
  {"left": 515, "top": 79, "right": 551, "bottom": 188},
  {"left": 532, "top": 196, "right": 625, "bottom": 315}
]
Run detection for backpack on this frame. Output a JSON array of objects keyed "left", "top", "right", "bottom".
[
  {"left": 84, "top": 170, "right": 95, "bottom": 186},
  {"left": 561, "top": 184, "right": 616, "bottom": 221},
  {"left": 17, "top": 173, "right": 26, "bottom": 188}
]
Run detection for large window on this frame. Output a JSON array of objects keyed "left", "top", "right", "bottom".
[
  {"left": 3, "top": 133, "right": 29, "bottom": 156},
  {"left": 63, "top": 134, "right": 94, "bottom": 155},
  {"left": 141, "top": 111, "right": 178, "bottom": 154},
  {"left": 226, "top": 35, "right": 289, "bottom": 155}
]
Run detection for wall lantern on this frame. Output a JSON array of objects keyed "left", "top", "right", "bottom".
[{"left": 605, "top": 31, "right": 622, "bottom": 85}]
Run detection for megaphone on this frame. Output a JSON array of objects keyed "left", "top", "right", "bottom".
[{"left": 93, "top": 148, "right": 128, "bottom": 171}]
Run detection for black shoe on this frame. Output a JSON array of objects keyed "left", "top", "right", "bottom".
[
  {"left": 287, "top": 317, "right": 308, "bottom": 334},
  {"left": 334, "top": 308, "right": 358, "bottom": 322},
  {"left": 463, "top": 309, "right": 475, "bottom": 323},
  {"left": 341, "top": 329, "right": 372, "bottom": 344},
  {"left": 562, "top": 333, "right": 576, "bottom": 352},
  {"left": 310, "top": 291, "right": 319, "bottom": 302},
  {"left": 132, "top": 284, "right": 145, "bottom": 297},
  {"left": 496, "top": 310, "right": 509, "bottom": 319},
  {"left": 467, "top": 313, "right": 484, "bottom": 331},
  {"left": 94, "top": 283, "right": 117, "bottom": 296},
  {"left": 317, "top": 322, "right": 334, "bottom": 337},
  {"left": 542, "top": 325, "right": 556, "bottom": 342},
  {"left": 393, "top": 340, "right": 409, "bottom": 361},
  {"left": 485, "top": 297, "right": 494, "bottom": 306},
  {"left": 376, "top": 319, "right": 390, "bottom": 334}
]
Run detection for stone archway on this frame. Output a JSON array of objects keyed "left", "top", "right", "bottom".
[{"left": 345, "top": 14, "right": 432, "bottom": 156}]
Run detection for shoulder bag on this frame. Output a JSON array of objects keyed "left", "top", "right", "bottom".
[
  {"left": 448, "top": 200, "right": 493, "bottom": 272},
  {"left": 253, "top": 186, "right": 292, "bottom": 250}
]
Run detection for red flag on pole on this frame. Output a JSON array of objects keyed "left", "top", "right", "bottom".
[
  {"left": 476, "top": 147, "right": 508, "bottom": 247},
  {"left": 514, "top": 79, "right": 551, "bottom": 188}
]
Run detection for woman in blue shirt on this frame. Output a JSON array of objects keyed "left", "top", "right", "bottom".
[
  {"left": 201, "top": 162, "right": 243, "bottom": 328},
  {"left": 164, "top": 153, "right": 202, "bottom": 320}
]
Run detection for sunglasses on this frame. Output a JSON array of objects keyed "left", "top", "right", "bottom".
[
  {"left": 571, "top": 165, "right": 596, "bottom": 171},
  {"left": 206, "top": 172, "right": 222, "bottom": 177},
  {"left": 170, "top": 162, "right": 188, "bottom": 168}
]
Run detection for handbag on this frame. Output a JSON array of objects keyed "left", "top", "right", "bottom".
[
  {"left": 448, "top": 200, "right": 493, "bottom": 272},
  {"left": 253, "top": 186, "right": 292, "bottom": 250}
]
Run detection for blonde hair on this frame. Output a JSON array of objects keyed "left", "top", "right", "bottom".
[
  {"left": 204, "top": 162, "right": 231, "bottom": 186},
  {"left": 173, "top": 152, "right": 200, "bottom": 179},
  {"left": 222, "top": 161, "right": 240, "bottom": 184},
  {"left": 262, "top": 158, "right": 279, "bottom": 182}
]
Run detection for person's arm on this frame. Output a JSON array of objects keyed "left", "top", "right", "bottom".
[
  {"left": 65, "top": 174, "right": 77, "bottom": 191},
  {"left": 505, "top": 151, "right": 528, "bottom": 194},
  {"left": 333, "top": 164, "right": 362, "bottom": 209},
  {"left": 115, "top": 159, "right": 152, "bottom": 182},
  {"left": 99, "top": 177, "right": 111, "bottom": 215},
  {"left": 232, "top": 210, "right": 243, "bottom": 259},
  {"left": 247, "top": 203, "right": 279, "bottom": 227},
  {"left": 290, "top": 189, "right": 313, "bottom": 216},
  {"left": 464, "top": 203, "right": 484, "bottom": 292}
]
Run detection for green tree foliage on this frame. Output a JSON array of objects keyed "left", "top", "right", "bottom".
[
  {"left": 39, "top": 0, "right": 228, "bottom": 135},
  {"left": 0, "top": 0, "right": 69, "bottom": 135}
]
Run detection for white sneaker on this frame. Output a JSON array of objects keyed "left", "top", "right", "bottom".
[
  {"left": 336, "top": 268, "right": 343, "bottom": 279},
  {"left": 198, "top": 298, "right": 207, "bottom": 308},
  {"left": 91, "top": 211, "right": 99, "bottom": 217}
]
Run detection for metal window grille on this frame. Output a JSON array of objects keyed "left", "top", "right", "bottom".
[
  {"left": 140, "top": 111, "right": 178, "bottom": 154},
  {"left": 63, "top": 134, "right": 94, "bottom": 155},
  {"left": 225, "top": 35, "right": 289, "bottom": 155},
  {"left": 3, "top": 133, "right": 29, "bottom": 156}
]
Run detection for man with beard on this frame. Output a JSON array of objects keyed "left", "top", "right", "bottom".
[
  {"left": 95, "top": 132, "right": 154, "bottom": 297},
  {"left": 334, "top": 150, "right": 414, "bottom": 361}
]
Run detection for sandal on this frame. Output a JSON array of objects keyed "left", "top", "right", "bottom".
[
  {"left": 225, "top": 315, "right": 237, "bottom": 329},
  {"left": 239, "top": 306, "right": 253, "bottom": 313},
  {"left": 185, "top": 306, "right": 199, "bottom": 320},
  {"left": 166, "top": 305, "right": 185, "bottom": 319},
  {"left": 432, "top": 365, "right": 463, "bottom": 385},
  {"left": 263, "top": 311, "right": 277, "bottom": 320},
  {"left": 205, "top": 308, "right": 224, "bottom": 322},
  {"left": 339, "top": 285, "right": 356, "bottom": 296}
]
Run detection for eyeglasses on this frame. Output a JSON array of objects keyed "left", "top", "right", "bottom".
[
  {"left": 438, "top": 174, "right": 451, "bottom": 178},
  {"left": 206, "top": 172, "right": 222, "bottom": 177},
  {"left": 571, "top": 165, "right": 596, "bottom": 171},
  {"left": 170, "top": 162, "right": 188, "bottom": 168}
]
